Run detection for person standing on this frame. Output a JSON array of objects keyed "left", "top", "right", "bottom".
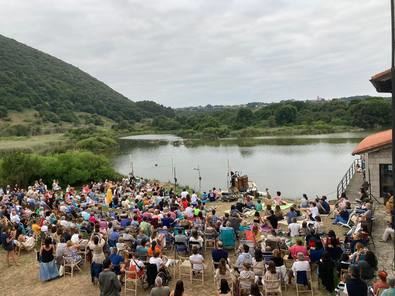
[
  {"left": 2, "top": 227, "right": 18, "bottom": 267},
  {"left": 88, "top": 234, "right": 106, "bottom": 284},
  {"left": 344, "top": 265, "right": 367, "bottom": 296},
  {"left": 39, "top": 237, "right": 59, "bottom": 281},
  {"left": 99, "top": 258, "right": 122, "bottom": 296}
]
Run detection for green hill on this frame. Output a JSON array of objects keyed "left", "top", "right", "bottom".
[{"left": 0, "top": 34, "right": 174, "bottom": 124}]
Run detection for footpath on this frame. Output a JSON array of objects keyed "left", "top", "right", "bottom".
[{"left": 346, "top": 172, "right": 394, "bottom": 272}]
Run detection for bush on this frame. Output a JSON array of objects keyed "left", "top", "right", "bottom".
[
  {"left": 0, "top": 151, "right": 121, "bottom": 187},
  {"left": 0, "top": 124, "right": 32, "bottom": 136},
  {"left": 76, "top": 136, "right": 118, "bottom": 151},
  {"left": 0, "top": 106, "right": 7, "bottom": 118}
]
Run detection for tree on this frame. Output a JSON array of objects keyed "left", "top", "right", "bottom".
[
  {"left": 0, "top": 106, "right": 7, "bottom": 118},
  {"left": 349, "top": 99, "right": 391, "bottom": 128},
  {"left": 275, "top": 105, "right": 297, "bottom": 125},
  {"left": 234, "top": 108, "right": 255, "bottom": 128},
  {"left": 0, "top": 153, "right": 41, "bottom": 187}
]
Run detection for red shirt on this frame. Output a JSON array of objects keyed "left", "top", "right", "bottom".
[{"left": 289, "top": 245, "right": 308, "bottom": 259}]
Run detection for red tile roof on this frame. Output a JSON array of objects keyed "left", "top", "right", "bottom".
[
  {"left": 371, "top": 69, "right": 391, "bottom": 80},
  {"left": 352, "top": 129, "right": 392, "bottom": 155}
]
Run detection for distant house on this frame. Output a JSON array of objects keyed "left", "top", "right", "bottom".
[
  {"left": 352, "top": 129, "right": 392, "bottom": 198},
  {"left": 359, "top": 68, "right": 393, "bottom": 197}
]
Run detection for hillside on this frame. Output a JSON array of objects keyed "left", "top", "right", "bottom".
[{"left": 0, "top": 34, "right": 174, "bottom": 125}]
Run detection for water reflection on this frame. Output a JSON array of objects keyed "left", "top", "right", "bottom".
[{"left": 113, "top": 133, "right": 365, "bottom": 199}]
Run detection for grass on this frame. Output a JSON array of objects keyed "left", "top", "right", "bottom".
[{"left": 0, "top": 134, "right": 66, "bottom": 152}]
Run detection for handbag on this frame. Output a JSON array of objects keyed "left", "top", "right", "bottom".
[{"left": 59, "top": 265, "right": 64, "bottom": 276}]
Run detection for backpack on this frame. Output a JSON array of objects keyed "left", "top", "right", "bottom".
[
  {"left": 146, "top": 263, "right": 158, "bottom": 287},
  {"left": 157, "top": 268, "right": 171, "bottom": 286}
]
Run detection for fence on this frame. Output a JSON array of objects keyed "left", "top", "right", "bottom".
[{"left": 336, "top": 159, "right": 361, "bottom": 199}]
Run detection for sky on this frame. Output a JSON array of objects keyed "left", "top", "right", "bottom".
[{"left": 0, "top": 0, "right": 391, "bottom": 107}]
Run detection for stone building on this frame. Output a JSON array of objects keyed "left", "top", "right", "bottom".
[{"left": 352, "top": 129, "right": 392, "bottom": 198}]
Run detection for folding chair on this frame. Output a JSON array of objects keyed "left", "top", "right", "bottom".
[
  {"left": 295, "top": 270, "right": 313, "bottom": 296},
  {"left": 178, "top": 256, "right": 192, "bottom": 282},
  {"left": 77, "top": 244, "right": 89, "bottom": 264},
  {"left": 366, "top": 217, "right": 376, "bottom": 249},
  {"left": 338, "top": 209, "right": 356, "bottom": 229},
  {"left": 190, "top": 262, "right": 205, "bottom": 285},
  {"left": 174, "top": 241, "right": 188, "bottom": 257},
  {"left": 262, "top": 278, "right": 282, "bottom": 296},
  {"left": 189, "top": 241, "right": 202, "bottom": 254},
  {"left": 203, "top": 230, "right": 217, "bottom": 251},
  {"left": 124, "top": 269, "right": 143, "bottom": 296},
  {"left": 63, "top": 256, "right": 82, "bottom": 277}
]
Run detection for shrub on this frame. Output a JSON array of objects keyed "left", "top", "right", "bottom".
[{"left": 0, "top": 151, "right": 121, "bottom": 187}]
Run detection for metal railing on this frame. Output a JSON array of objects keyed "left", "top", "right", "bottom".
[{"left": 336, "top": 159, "right": 360, "bottom": 199}]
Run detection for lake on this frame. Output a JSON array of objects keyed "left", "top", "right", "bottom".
[{"left": 113, "top": 132, "right": 367, "bottom": 199}]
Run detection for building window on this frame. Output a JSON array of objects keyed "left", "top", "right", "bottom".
[{"left": 379, "top": 164, "right": 393, "bottom": 197}]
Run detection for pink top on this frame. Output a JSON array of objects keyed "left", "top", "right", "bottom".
[{"left": 289, "top": 245, "right": 308, "bottom": 259}]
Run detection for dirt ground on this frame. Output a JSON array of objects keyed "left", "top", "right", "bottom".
[{"left": 1, "top": 200, "right": 334, "bottom": 296}]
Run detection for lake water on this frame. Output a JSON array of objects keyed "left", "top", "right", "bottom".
[{"left": 113, "top": 132, "right": 367, "bottom": 199}]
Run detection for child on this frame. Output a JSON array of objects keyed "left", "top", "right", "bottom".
[{"left": 255, "top": 200, "right": 263, "bottom": 212}]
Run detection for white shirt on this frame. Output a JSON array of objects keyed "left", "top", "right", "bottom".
[
  {"left": 191, "top": 194, "right": 198, "bottom": 204},
  {"left": 291, "top": 260, "right": 310, "bottom": 277},
  {"left": 149, "top": 257, "right": 163, "bottom": 271},
  {"left": 189, "top": 236, "right": 204, "bottom": 248},
  {"left": 10, "top": 213, "right": 20, "bottom": 224},
  {"left": 288, "top": 223, "right": 301, "bottom": 237},
  {"left": 181, "top": 191, "right": 189, "bottom": 198},
  {"left": 185, "top": 207, "right": 194, "bottom": 218},
  {"left": 71, "top": 233, "right": 80, "bottom": 244},
  {"left": 310, "top": 207, "right": 319, "bottom": 219},
  {"left": 189, "top": 254, "right": 204, "bottom": 271}
]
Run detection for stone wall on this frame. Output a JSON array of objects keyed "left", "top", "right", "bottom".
[{"left": 366, "top": 146, "right": 392, "bottom": 198}]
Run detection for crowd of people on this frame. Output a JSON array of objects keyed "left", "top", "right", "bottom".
[{"left": 0, "top": 176, "right": 393, "bottom": 296}]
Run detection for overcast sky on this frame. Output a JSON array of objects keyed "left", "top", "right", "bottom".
[{"left": 0, "top": 0, "right": 391, "bottom": 107}]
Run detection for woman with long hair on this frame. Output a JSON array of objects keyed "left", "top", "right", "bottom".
[
  {"left": 318, "top": 252, "right": 335, "bottom": 293},
  {"left": 359, "top": 250, "right": 378, "bottom": 283},
  {"left": 252, "top": 248, "right": 264, "bottom": 278},
  {"left": 263, "top": 261, "right": 280, "bottom": 290},
  {"left": 215, "top": 258, "right": 232, "bottom": 289},
  {"left": 249, "top": 283, "right": 262, "bottom": 296},
  {"left": 147, "top": 240, "right": 161, "bottom": 257},
  {"left": 2, "top": 227, "right": 18, "bottom": 267},
  {"left": 88, "top": 234, "right": 105, "bottom": 284},
  {"left": 171, "top": 280, "right": 185, "bottom": 296},
  {"left": 218, "top": 279, "right": 232, "bottom": 296},
  {"left": 39, "top": 237, "right": 59, "bottom": 281}
]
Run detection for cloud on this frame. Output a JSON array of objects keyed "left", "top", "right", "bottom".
[{"left": 0, "top": 0, "right": 391, "bottom": 106}]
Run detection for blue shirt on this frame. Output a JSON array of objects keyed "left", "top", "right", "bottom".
[
  {"left": 135, "top": 245, "right": 148, "bottom": 256},
  {"left": 212, "top": 248, "right": 228, "bottom": 263},
  {"left": 286, "top": 211, "right": 298, "bottom": 224},
  {"left": 162, "top": 217, "right": 174, "bottom": 227},
  {"left": 322, "top": 201, "right": 330, "bottom": 213},
  {"left": 109, "top": 231, "right": 120, "bottom": 242},
  {"left": 235, "top": 252, "right": 252, "bottom": 269},
  {"left": 109, "top": 253, "right": 124, "bottom": 266},
  {"left": 120, "top": 218, "right": 130, "bottom": 227}
]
